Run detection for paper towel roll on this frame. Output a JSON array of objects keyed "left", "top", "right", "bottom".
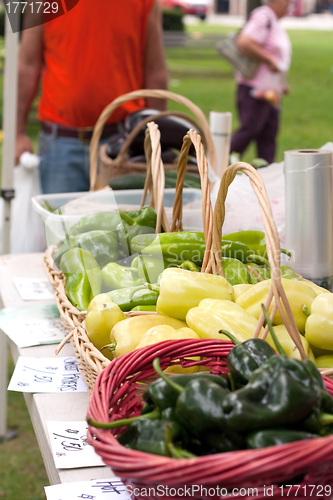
[
  {"left": 209, "top": 111, "right": 232, "bottom": 177},
  {"left": 284, "top": 149, "right": 333, "bottom": 288}
]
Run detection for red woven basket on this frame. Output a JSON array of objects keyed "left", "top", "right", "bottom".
[{"left": 87, "top": 338, "right": 333, "bottom": 500}]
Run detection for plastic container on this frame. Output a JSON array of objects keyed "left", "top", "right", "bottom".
[{"left": 31, "top": 188, "right": 204, "bottom": 245}]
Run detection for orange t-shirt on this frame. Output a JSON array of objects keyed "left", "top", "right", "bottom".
[{"left": 38, "top": 0, "right": 154, "bottom": 127}]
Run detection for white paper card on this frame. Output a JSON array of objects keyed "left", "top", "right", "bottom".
[
  {"left": 45, "top": 477, "right": 129, "bottom": 500},
  {"left": 12, "top": 276, "right": 54, "bottom": 300},
  {"left": 8, "top": 356, "right": 88, "bottom": 393},
  {"left": 0, "top": 304, "right": 67, "bottom": 347},
  {"left": 47, "top": 420, "right": 105, "bottom": 469}
]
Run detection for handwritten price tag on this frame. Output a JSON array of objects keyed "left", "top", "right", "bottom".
[
  {"left": 45, "top": 477, "right": 129, "bottom": 500},
  {"left": 47, "top": 420, "right": 105, "bottom": 469},
  {"left": 0, "top": 304, "right": 67, "bottom": 347},
  {"left": 12, "top": 277, "right": 54, "bottom": 301},
  {"left": 8, "top": 356, "right": 88, "bottom": 393}
]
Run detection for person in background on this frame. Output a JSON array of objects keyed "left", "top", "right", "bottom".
[
  {"left": 230, "top": 0, "right": 292, "bottom": 164},
  {"left": 15, "top": 0, "right": 168, "bottom": 194}
]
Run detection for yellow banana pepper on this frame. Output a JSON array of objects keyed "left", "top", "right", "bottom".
[
  {"left": 235, "top": 278, "right": 316, "bottom": 333},
  {"left": 85, "top": 293, "right": 126, "bottom": 360},
  {"left": 305, "top": 280, "right": 331, "bottom": 296},
  {"left": 156, "top": 267, "right": 233, "bottom": 321},
  {"left": 110, "top": 314, "right": 186, "bottom": 357},
  {"left": 186, "top": 298, "right": 260, "bottom": 343},
  {"left": 264, "top": 324, "right": 316, "bottom": 363},
  {"left": 304, "top": 293, "right": 333, "bottom": 350},
  {"left": 232, "top": 283, "right": 253, "bottom": 301},
  {"left": 135, "top": 325, "right": 200, "bottom": 374},
  {"left": 315, "top": 355, "right": 333, "bottom": 369}
]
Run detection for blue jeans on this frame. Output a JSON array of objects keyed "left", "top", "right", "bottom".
[{"left": 38, "top": 128, "right": 112, "bottom": 194}]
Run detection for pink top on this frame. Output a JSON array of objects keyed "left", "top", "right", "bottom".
[{"left": 236, "top": 5, "right": 292, "bottom": 94}]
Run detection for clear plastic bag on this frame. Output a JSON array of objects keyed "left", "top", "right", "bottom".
[{"left": 9, "top": 153, "right": 46, "bottom": 253}]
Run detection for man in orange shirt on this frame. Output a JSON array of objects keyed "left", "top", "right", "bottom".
[{"left": 15, "top": 0, "right": 168, "bottom": 193}]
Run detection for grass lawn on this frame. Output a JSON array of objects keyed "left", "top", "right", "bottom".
[
  {"left": 0, "top": 21, "right": 333, "bottom": 499},
  {"left": 165, "top": 25, "right": 333, "bottom": 163}
]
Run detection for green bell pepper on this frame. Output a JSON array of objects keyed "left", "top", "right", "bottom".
[
  {"left": 246, "top": 263, "right": 271, "bottom": 284},
  {"left": 222, "top": 230, "right": 291, "bottom": 260},
  {"left": 116, "top": 207, "right": 157, "bottom": 257},
  {"left": 221, "top": 257, "right": 251, "bottom": 285},
  {"left": 54, "top": 230, "right": 119, "bottom": 268},
  {"left": 130, "top": 305, "right": 157, "bottom": 312},
  {"left": 222, "top": 230, "right": 267, "bottom": 257},
  {"left": 101, "top": 262, "right": 141, "bottom": 291},
  {"left": 69, "top": 211, "right": 123, "bottom": 235},
  {"left": 59, "top": 248, "right": 102, "bottom": 311},
  {"left": 107, "top": 284, "right": 159, "bottom": 312},
  {"left": 131, "top": 254, "right": 173, "bottom": 284},
  {"left": 139, "top": 231, "right": 206, "bottom": 266}
]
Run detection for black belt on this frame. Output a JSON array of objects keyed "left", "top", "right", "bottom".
[{"left": 41, "top": 122, "right": 120, "bottom": 141}]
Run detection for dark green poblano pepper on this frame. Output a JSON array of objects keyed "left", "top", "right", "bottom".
[
  {"left": 221, "top": 329, "right": 276, "bottom": 388},
  {"left": 221, "top": 307, "right": 323, "bottom": 432},
  {"left": 117, "top": 419, "right": 190, "bottom": 457},
  {"left": 87, "top": 394, "right": 194, "bottom": 458},
  {"left": 143, "top": 371, "right": 229, "bottom": 411},
  {"left": 246, "top": 428, "right": 319, "bottom": 449},
  {"left": 152, "top": 358, "right": 229, "bottom": 437}
]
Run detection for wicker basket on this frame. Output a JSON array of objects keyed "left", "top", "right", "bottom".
[
  {"left": 52, "top": 127, "right": 214, "bottom": 391},
  {"left": 45, "top": 118, "right": 182, "bottom": 330},
  {"left": 87, "top": 338, "right": 333, "bottom": 500},
  {"left": 89, "top": 88, "right": 217, "bottom": 191},
  {"left": 86, "top": 163, "right": 333, "bottom": 496}
]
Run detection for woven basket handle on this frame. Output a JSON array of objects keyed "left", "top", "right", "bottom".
[
  {"left": 89, "top": 89, "right": 216, "bottom": 191},
  {"left": 171, "top": 129, "right": 213, "bottom": 270},
  {"left": 206, "top": 161, "right": 307, "bottom": 359},
  {"left": 142, "top": 122, "right": 170, "bottom": 233}
]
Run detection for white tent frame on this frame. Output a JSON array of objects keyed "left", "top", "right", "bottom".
[{"left": 0, "top": 12, "right": 19, "bottom": 440}]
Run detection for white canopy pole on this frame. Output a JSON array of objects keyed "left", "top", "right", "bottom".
[{"left": 0, "top": 10, "right": 19, "bottom": 441}]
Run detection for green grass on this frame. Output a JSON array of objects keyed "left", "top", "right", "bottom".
[
  {"left": 1, "top": 353, "right": 47, "bottom": 500},
  {"left": 165, "top": 26, "right": 333, "bottom": 163},
  {"left": 1, "top": 23, "right": 333, "bottom": 499}
]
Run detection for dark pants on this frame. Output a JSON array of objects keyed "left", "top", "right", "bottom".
[{"left": 230, "top": 84, "right": 280, "bottom": 164}]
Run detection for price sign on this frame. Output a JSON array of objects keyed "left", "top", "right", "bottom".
[
  {"left": 47, "top": 420, "right": 105, "bottom": 469},
  {"left": 8, "top": 356, "right": 88, "bottom": 393},
  {"left": 12, "top": 277, "right": 54, "bottom": 300},
  {"left": 0, "top": 304, "right": 66, "bottom": 347},
  {"left": 45, "top": 477, "right": 129, "bottom": 500}
]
